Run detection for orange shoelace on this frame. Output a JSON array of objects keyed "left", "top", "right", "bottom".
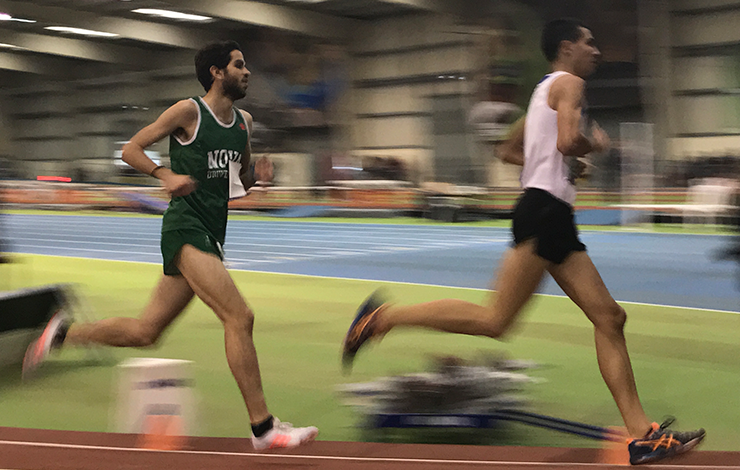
[{"left": 649, "top": 433, "right": 680, "bottom": 451}]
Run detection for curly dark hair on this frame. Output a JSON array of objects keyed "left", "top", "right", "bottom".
[{"left": 194, "top": 40, "right": 242, "bottom": 92}]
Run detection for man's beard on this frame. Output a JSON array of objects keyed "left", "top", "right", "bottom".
[{"left": 223, "top": 76, "right": 247, "bottom": 101}]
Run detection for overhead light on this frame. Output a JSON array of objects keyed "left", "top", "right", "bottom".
[
  {"left": 132, "top": 8, "right": 211, "bottom": 22},
  {"left": 0, "top": 12, "right": 36, "bottom": 23},
  {"left": 45, "top": 26, "right": 119, "bottom": 38}
]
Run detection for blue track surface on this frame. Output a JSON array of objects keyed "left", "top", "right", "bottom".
[{"left": 3, "top": 213, "right": 739, "bottom": 312}]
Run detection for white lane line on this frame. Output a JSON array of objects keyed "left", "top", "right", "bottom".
[
  {"left": 225, "top": 259, "right": 283, "bottom": 265},
  {"left": 221, "top": 270, "right": 740, "bottom": 316},
  {"left": 8, "top": 217, "right": 507, "bottom": 236},
  {"left": 8, "top": 226, "right": 503, "bottom": 246},
  {"left": 10, "top": 244, "right": 495, "bottom": 265},
  {"left": 234, "top": 240, "right": 504, "bottom": 261},
  {"left": 3, "top": 227, "right": 503, "bottom": 250},
  {"left": 8, "top": 214, "right": 733, "bottom": 237},
  {"left": 14, "top": 237, "right": 157, "bottom": 249},
  {"left": 226, "top": 241, "right": 445, "bottom": 251},
  {"left": 10, "top": 244, "right": 159, "bottom": 257},
  {"left": 12, "top": 239, "right": 394, "bottom": 258},
  {"left": 9, "top": 227, "right": 500, "bottom": 244},
  {"left": 8, "top": 223, "right": 740, "bottom": 314},
  {"left": 11, "top": 234, "right": 506, "bottom": 260},
  {"left": 6, "top": 233, "right": 158, "bottom": 243},
  {"left": 10, "top": 253, "right": 740, "bottom": 316},
  {"left": 8, "top": 215, "right": 509, "bottom": 232},
  {"left": 0, "top": 440, "right": 735, "bottom": 469}
]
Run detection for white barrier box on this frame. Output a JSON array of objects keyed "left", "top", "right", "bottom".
[{"left": 115, "top": 358, "right": 196, "bottom": 445}]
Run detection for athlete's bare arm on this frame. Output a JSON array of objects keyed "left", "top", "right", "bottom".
[
  {"left": 122, "top": 100, "right": 198, "bottom": 197},
  {"left": 238, "top": 109, "right": 273, "bottom": 189},
  {"left": 550, "top": 74, "right": 609, "bottom": 157},
  {"left": 497, "top": 115, "right": 525, "bottom": 166}
]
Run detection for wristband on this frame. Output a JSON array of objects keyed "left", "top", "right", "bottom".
[{"left": 150, "top": 165, "right": 165, "bottom": 177}]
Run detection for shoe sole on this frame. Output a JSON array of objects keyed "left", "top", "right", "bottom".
[
  {"left": 341, "top": 308, "right": 381, "bottom": 373},
  {"left": 21, "top": 339, "right": 41, "bottom": 380},
  {"left": 300, "top": 429, "right": 319, "bottom": 447},
  {"left": 631, "top": 434, "right": 706, "bottom": 465},
  {"left": 341, "top": 310, "right": 377, "bottom": 369},
  {"left": 676, "top": 435, "right": 705, "bottom": 455},
  {"left": 252, "top": 430, "right": 319, "bottom": 451},
  {"left": 341, "top": 291, "right": 385, "bottom": 373},
  {"left": 21, "top": 311, "right": 69, "bottom": 381}
]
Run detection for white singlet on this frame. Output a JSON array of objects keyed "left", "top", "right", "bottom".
[{"left": 521, "top": 71, "right": 579, "bottom": 206}]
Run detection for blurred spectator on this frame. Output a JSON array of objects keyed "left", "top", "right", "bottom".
[
  {"left": 253, "top": 33, "right": 348, "bottom": 130},
  {"left": 362, "top": 156, "right": 406, "bottom": 181},
  {"left": 713, "top": 175, "right": 740, "bottom": 267},
  {"left": 468, "top": 79, "right": 524, "bottom": 145}
]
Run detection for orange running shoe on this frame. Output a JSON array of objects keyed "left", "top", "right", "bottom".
[
  {"left": 341, "top": 290, "right": 388, "bottom": 373},
  {"left": 628, "top": 417, "right": 705, "bottom": 465}
]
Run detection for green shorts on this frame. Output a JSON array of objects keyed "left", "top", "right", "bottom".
[{"left": 161, "top": 229, "right": 224, "bottom": 276}]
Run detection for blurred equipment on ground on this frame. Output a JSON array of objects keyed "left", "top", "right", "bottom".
[{"left": 339, "top": 353, "right": 624, "bottom": 442}]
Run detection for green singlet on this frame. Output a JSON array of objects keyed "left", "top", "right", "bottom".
[{"left": 160, "top": 96, "right": 248, "bottom": 275}]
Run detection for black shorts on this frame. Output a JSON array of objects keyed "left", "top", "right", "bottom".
[{"left": 512, "top": 188, "right": 586, "bottom": 264}]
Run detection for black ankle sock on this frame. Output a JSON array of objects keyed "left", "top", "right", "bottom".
[{"left": 251, "top": 415, "right": 274, "bottom": 437}]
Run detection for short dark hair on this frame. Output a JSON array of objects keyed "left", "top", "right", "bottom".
[
  {"left": 541, "top": 18, "right": 587, "bottom": 63},
  {"left": 195, "top": 41, "right": 242, "bottom": 92}
]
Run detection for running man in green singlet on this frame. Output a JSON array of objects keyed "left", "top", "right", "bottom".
[{"left": 23, "top": 41, "right": 318, "bottom": 450}]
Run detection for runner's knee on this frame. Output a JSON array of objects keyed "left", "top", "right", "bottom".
[
  {"left": 221, "top": 306, "right": 255, "bottom": 334},
  {"left": 591, "top": 302, "right": 626, "bottom": 334}
]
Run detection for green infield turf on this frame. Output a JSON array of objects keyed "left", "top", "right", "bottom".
[{"left": 0, "top": 255, "right": 737, "bottom": 450}]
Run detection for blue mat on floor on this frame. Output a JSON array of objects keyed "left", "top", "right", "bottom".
[
  {"left": 120, "top": 192, "right": 168, "bottom": 214},
  {"left": 575, "top": 209, "right": 622, "bottom": 225}
]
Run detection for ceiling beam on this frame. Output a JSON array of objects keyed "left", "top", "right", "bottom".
[
  {"left": 0, "top": 50, "right": 116, "bottom": 79},
  {"left": 0, "top": 0, "right": 219, "bottom": 49},
  {"left": 375, "top": 0, "right": 465, "bottom": 14},
  {"left": 163, "top": 0, "right": 360, "bottom": 39},
  {"left": 0, "top": 30, "right": 151, "bottom": 65},
  {"left": 0, "top": 51, "right": 45, "bottom": 74}
]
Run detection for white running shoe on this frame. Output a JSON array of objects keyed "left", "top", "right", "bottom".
[{"left": 251, "top": 418, "right": 318, "bottom": 450}]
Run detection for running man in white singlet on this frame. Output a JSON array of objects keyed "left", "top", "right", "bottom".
[{"left": 342, "top": 18, "right": 704, "bottom": 465}]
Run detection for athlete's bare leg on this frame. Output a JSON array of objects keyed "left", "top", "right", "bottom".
[
  {"left": 378, "top": 240, "right": 549, "bottom": 338},
  {"left": 65, "top": 274, "right": 194, "bottom": 347},
  {"left": 548, "top": 251, "right": 652, "bottom": 438},
  {"left": 175, "top": 244, "right": 270, "bottom": 424}
]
